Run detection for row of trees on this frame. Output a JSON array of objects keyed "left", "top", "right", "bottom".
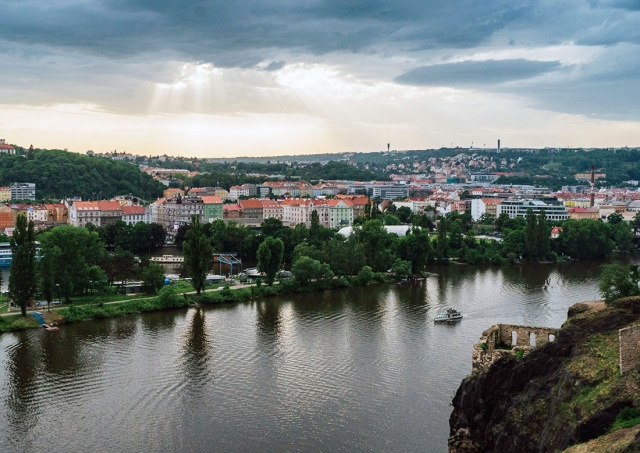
[
  {"left": 8, "top": 205, "right": 639, "bottom": 315},
  {"left": 175, "top": 207, "right": 639, "bottom": 295},
  {"left": 8, "top": 217, "right": 169, "bottom": 315}
]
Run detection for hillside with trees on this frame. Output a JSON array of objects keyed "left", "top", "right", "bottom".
[{"left": 0, "top": 147, "right": 165, "bottom": 201}]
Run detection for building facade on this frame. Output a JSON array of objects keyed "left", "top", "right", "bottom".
[{"left": 10, "top": 183, "right": 36, "bottom": 201}]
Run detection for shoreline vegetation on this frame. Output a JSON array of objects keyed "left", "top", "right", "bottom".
[{"left": 0, "top": 272, "right": 388, "bottom": 334}]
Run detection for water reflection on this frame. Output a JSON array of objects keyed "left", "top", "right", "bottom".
[
  {"left": 182, "top": 308, "right": 212, "bottom": 395},
  {"left": 5, "top": 336, "right": 40, "bottom": 446},
  {"left": 0, "top": 261, "right": 608, "bottom": 453}
]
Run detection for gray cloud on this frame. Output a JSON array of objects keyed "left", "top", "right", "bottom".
[
  {"left": 0, "top": 1, "right": 526, "bottom": 64},
  {"left": 263, "top": 61, "right": 286, "bottom": 72},
  {"left": 394, "top": 59, "right": 562, "bottom": 87},
  {"left": 1, "top": 0, "right": 640, "bottom": 122}
]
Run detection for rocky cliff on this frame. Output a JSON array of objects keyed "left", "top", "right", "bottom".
[{"left": 449, "top": 298, "right": 640, "bottom": 452}]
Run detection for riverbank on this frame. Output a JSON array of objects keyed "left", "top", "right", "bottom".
[{"left": 0, "top": 274, "right": 388, "bottom": 334}]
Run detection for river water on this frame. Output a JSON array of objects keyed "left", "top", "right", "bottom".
[{"left": 0, "top": 262, "right": 602, "bottom": 452}]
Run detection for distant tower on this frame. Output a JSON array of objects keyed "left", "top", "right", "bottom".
[
  {"left": 590, "top": 164, "right": 595, "bottom": 208},
  {"left": 497, "top": 139, "right": 501, "bottom": 154},
  {"left": 387, "top": 143, "right": 390, "bottom": 152}
]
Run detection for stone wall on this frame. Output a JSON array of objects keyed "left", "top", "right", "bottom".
[
  {"left": 472, "top": 324, "right": 558, "bottom": 374},
  {"left": 619, "top": 324, "right": 640, "bottom": 375}
]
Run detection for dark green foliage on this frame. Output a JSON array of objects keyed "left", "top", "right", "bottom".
[
  {"left": 0, "top": 148, "right": 164, "bottom": 200},
  {"left": 599, "top": 263, "right": 640, "bottom": 303},
  {"left": 257, "top": 236, "right": 285, "bottom": 285},
  {"left": 559, "top": 219, "right": 613, "bottom": 260},
  {"left": 396, "top": 227, "right": 432, "bottom": 272},
  {"left": 523, "top": 210, "right": 550, "bottom": 261},
  {"left": 9, "top": 215, "right": 37, "bottom": 316},
  {"left": 291, "top": 256, "right": 334, "bottom": 286},
  {"left": 39, "top": 225, "right": 106, "bottom": 302},
  {"left": 435, "top": 218, "right": 450, "bottom": 263},
  {"left": 183, "top": 215, "right": 213, "bottom": 294},
  {"left": 612, "top": 406, "right": 640, "bottom": 431},
  {"left": 97, "top": 221, "right": 166, "bottom": 255},
  {"left": 390, "top": 259, "right": 412, "bottom": 279},
  {"left": 142, "top": 263, "right": 166, "bottom": 295},
  {"left": 355, "top": 219, "right": 395, "bottom": 271},
  {"left": 355, "top": 266, "right": 374, "bottom": 285},
  {"left": 157, "top": 285, "right": 181, "bottom": 308}
]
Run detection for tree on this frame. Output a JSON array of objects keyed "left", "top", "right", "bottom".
[
  {"left": 612, "top": 221, "right": 634, "bottom": 253},
  {"left": 383, "top": 213, "right": 400, "bottom": 225},
  {"left": 435, "top": 218, "right": 450, "bottom": 263},
  {"left": 356, "top": 265, "right": 374, "bottom": 285},
  {"left": 38, "top": 245, "right": 60, "bottom": 309},
  {"left": 257, "top": 237, "right": 284, "bottom": 285},
  {"left": 9, "top": 215, "right": 37, "bottom": 316},
  {"left": 261, "top": 218, "right": 284, "bottom": 238},
  {"left": 559, "top": 219, "right": 613, "bottom": 260},
  {"left": 322, "top": 236, "right": 365, "bottom": 277},
  {"left": 396, "top": 206, "right": 412, "bottom": 224},
  {"left": 599, "top": 263, "right": 640, "bottom": 303},
  {"left": 355, "top": 219, "right": 395, "bottom": 271},
  {"left": 291, "top": 256, "right": 333, "bottom": 286},
  {"left": 396, "top": 227, "right": 432, "bottom": 272},
  {"left": 183, "top": 215, "right": 213, "bottom": 294},
  {"left": 142, "top": 263, "right": 166, "bottom": 295},
  {"left": 39, "top": 225, "right": 106, "bottom": 302},
  {"left": 607, "top": 212, "right": 624, "bottom": 225},
  {"left": 535, "top": 212, "right": 550, "bottom": 261},
  {"left": 390, "top": 259, "right": 412, "bottom": 279}
]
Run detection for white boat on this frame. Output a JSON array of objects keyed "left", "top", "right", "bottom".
[
  {"left": 150, "top": 255, "right": 184, "bottom": 263},
  {"left": 205, "top": 274, "right": 226, "bottom": 282},
  {"left": 434, "top": 308, "right": 463, "bottom": 322}
]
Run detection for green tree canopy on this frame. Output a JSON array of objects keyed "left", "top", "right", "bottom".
[
  {"left": 9, "top": 215, "right": 37, "bottom": 316},
  {"left": 183, "top": 215, "right": 214, "bottom": 294},
  {"left": 599, "top": 263, "right": 640, "bottom": 303},
  {"left": 257, "top": 236, "right": 285, "bottom": 285}
]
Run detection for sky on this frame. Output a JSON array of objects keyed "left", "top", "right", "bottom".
[{"left": 1, "top": 0, "right": 639, "bottom": 158}]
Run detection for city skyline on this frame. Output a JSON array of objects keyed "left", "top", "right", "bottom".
[{"left": 1, "top": 1, "right": 639, "bottom": 157}]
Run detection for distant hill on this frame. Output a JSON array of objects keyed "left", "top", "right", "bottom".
[{"left": 0, "top": 147, "right": 165, "bottom": 201}]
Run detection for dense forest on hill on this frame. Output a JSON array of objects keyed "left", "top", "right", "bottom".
[
  {"left": 0, "top": 147, "right": 165, "bottom": 201},
  {"left": 496, "top": 148, "right": 640, "bottom": 188},
  {"left": 183, "top": 160, "right": 386, "bottom": 188}
]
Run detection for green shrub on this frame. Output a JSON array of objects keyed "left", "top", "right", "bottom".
[
  {"left": 612, "top": 406, "right": 640, "bottom": 431},
  {"left": 158, "top": 286, "right": 180, "bottom": 308}
]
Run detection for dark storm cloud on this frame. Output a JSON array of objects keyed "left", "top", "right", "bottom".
[
  {"left": 394, "top": 59, "right": 562, "bottom": 87},
  {"left": 0, "top": 0, "right": 526, "bottom": 64},
  {"left": 1, "top": 0, "right": 640, "bottom": 121}
]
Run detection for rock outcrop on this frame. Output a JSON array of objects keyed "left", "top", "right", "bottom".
[{"left": 449, "top": 298, "right": 640, "bottom": 452}]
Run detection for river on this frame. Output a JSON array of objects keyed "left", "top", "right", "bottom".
[{"left": 0, "top": 262, "right": 602, "bottom": 452}]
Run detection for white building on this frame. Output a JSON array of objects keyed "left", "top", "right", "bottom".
[{"left": 10, "top": 183, "right": 36, "bottom": 201}]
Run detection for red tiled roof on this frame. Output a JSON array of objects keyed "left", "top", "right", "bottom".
[
  {"left": 122, "top": 206, "right": 146, "bottom": 215},
  {"left": 260, "top": 199, "right": 281, "bottom": 209},
  {"left": 200, "top": 196, "right": 223, "bottom": 204},
  {"left": 239, "top": 199, "right": 263, "bottom": 209},
  {"left": 97, "top": 201, "right": 122, "bottom": 211}
]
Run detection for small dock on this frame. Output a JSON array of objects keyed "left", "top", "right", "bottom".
[{"left": 30, "top": 311, "right": 59, "bottom": 331}]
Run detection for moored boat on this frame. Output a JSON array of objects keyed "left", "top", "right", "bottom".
[{"left": 150, "top": 255, "right": 184, "bottom": 263}]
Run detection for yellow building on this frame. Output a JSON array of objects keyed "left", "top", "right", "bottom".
[{"left": 0, "top": 186, "right": 10, "bottom": 202}]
